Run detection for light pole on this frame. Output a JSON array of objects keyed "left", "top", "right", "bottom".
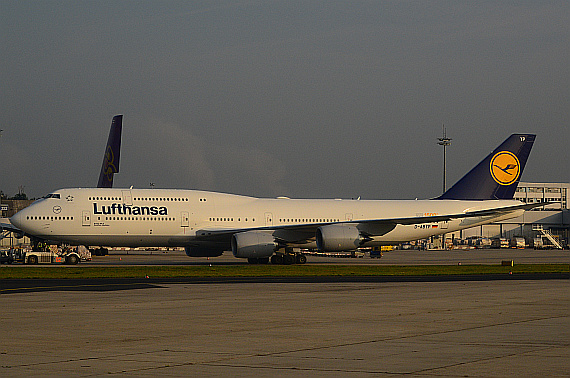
[
  {"left": 437, "top": 126, "right": 452, "bottom": 249},
  {"left": 437, "top": 125, "right": 452, "bottom": 193}
]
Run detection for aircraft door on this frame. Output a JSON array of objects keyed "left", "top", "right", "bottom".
[
  {"left": 439, "top": 221, "right": 449, "bottom": 229},
  {"left": 82, "top": 211, "right": 91, "bottom": 226},
  {"left": 265, "top": 212, "right": 273, "bottom": 227},
  {"left": 181, "top": 211, "right": 189, "bottom": 227},
  {"left": 122, "top": 190, "right": 133, "bottom": 206},
  {"left": 345, "top": 213, "right": 353, "bottom": 221}
]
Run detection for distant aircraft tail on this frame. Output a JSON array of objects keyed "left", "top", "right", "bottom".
[
  {"left": 437, "top": 134, "right": 535, "bottom": 200},
  {"left": 97, "top": 115, "right": 123, "bottom": 188}
]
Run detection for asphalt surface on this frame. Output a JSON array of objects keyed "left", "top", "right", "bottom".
[
  {"left": 52, "top": 247, "right": 570, "bottom": 266},
  {"left": 1, "top": 249, "right": 568, "bottom": 376},
  {"left": 1, "top": 279, "right": 569, "bottom": 377}
]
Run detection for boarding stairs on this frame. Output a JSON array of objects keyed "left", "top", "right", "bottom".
[{"left": 533, "top": 225, "right": 563, "bottom": 249}]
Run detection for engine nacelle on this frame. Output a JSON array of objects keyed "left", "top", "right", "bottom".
[
  {"left": 316, "top": 224, "right": 361, "bottom": 252},
  {"left": 231, "top": 231, "right": 277, "bottom": 259},
  {"left": 184, "top": 246, "right": 224, "bottom": 257}
]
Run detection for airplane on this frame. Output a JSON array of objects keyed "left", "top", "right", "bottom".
[
  {"left": 6, "top": 133, "right": 543, "bottom": 264},
  {"left": 0, "top": 115, "right": 122, "bottom": 249},
  {"left": 97, "top": 115, "right": 122, "bottom": 188}
]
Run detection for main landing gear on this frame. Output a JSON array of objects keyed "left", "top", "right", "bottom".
[
  {"left": 91, "top": 247, "right": 109, "bottom": 256},
  {"left": 247, "top": 257, "right": 270, "bottom": 264},
  {"left": 270, "top": 252, "right": 307, "bottom": 265},
  {"left": 246, "top": 249, "right": 307, "bottom": 265}
]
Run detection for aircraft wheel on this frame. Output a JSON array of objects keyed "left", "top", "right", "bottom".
[
  {"left": 258, "top": 257, "right": 270, "bottom": 264},
  {"left": 283, "top": 254, "right": 295, "bottom": 265},
  {"left": 271, "top": 254, "right": 283, "bottom": 265},
  {"left": 296, "top": 254, "right": 307, "bottom": 264},
  {"left": 247, "top": 258, "right": 258, "bottom": 264}
]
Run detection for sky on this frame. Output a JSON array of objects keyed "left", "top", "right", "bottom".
[{"left": 1, "top": 1, "right": 569, "bottom": 200}]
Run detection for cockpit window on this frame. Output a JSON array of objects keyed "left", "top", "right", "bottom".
[{"left": 43, "top": 193, "right": 61, "bottom": 199}]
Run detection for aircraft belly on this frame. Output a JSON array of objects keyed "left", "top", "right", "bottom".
[
  {"left": 370, "top": 210, "right": 520, "bottom": 244},
  {"left": 370, "top": 224, "right": 435, "bottom": 244},
  {"left": 54, "top": 234, "right": 181, "bottom": 247},
  {"left": 370, "top": 222, "right": 456, "bottom": 244}
]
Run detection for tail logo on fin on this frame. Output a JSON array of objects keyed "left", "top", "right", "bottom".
[
  {"left": 490, "top": 151, "right": 520, "bottom": 185},
  {"left": 102, "top": 145, "right": 118, "bottom": 181}
]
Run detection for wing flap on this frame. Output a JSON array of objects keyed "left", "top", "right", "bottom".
[{"left": 0, "top": 221, "right": 23, "bottom": 235}]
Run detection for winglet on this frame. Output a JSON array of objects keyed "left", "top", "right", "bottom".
[
  {"left": 437, "top": 134, "right": 535, "bottom": 200},
  {"left": 97, "top": 115, "right": 123, "bottom": 188}
]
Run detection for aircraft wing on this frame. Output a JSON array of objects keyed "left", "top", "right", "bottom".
[
  {"left": 0, "top": 220, "right": 25, "bottom": 236},
  {"left": 383, "top": 201, "right": 547, "bottom": 226},
  {"left": 194, "top": 201, "right": 545, "bottom": 244}
]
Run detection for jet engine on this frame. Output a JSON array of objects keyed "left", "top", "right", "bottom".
[
  {"left": 316, "top": 224, "right": 362, "bottom": 252},
  {"left": 231, "top": 231, "right": 277, "bottom": 259}
]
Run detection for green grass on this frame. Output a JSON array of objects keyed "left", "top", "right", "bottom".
[{"left": 1, "top": 264, "right": 568, "bottom": 279}]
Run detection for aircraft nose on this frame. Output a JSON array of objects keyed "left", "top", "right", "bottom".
[{"left": 10, "top": 211, "right": 22, "bottom": 229}]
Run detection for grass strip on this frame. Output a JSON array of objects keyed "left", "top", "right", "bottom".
[{"left": 1, "top": 264, "right": 568, "bottom": 279}]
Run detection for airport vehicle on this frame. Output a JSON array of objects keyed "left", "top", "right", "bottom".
[
  {"left": 532, "top": 224, "right": 564, "bottom": 249},
  {"left": 511, "top": 237, "right": 527, "bottom": 249},
  {"left": 97, "top": 115, "right": 122, "bottom": 188},
  {"left": 1, "top": 250, "right": 15, "bottom": 264},
  {"left": 23, "top": 247, "right": 82, "bottom": 265},
  {"left": 533, "top": 237, "right": 546, "bottom": 249},
  {"left": 5, "top": 134, "right": 543, "bottom": 264},
  {"left": 369, "top": 247, "right": 384, "bottom": 258},
  {"left": 491, "top": 238, "right": 510, "bottom": 248}
]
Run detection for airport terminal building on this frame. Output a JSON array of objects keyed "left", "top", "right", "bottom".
[{"left": 458, "top": 182, "right": 569, "bottom": 244}]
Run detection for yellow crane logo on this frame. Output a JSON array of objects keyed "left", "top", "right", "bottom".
[{"left": 490, "top": 151, "right": 520, "bottom": 185}]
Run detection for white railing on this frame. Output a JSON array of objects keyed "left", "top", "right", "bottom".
[{"left": 533, "top": 224, "right": 563, "bottom": 249}]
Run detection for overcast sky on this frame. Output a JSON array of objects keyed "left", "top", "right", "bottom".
[{"left": 1, "top": 1, "right": 569, "bottom": 200}]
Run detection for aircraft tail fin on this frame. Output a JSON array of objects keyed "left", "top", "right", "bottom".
[
  {"left": 97, "top": 115, "right": 123, "bottom": 188},
  {"left": 437, "top": 134, "right": 535, "bottom": 200}
]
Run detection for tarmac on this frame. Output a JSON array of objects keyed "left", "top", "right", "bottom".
[
  {"left": 1, "top": 249, "right": 569, "bottom": 376},
  {"left": 60, "top": 247, "right": 570, "bottom": 266}
]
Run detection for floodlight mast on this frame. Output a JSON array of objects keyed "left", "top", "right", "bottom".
[{"left": 437, "top": 125, "right": 452, "bottom": 193}]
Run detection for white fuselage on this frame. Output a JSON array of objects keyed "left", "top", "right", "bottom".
[{"left": 10, "top": 188, "right": 524, "bottom": 249}]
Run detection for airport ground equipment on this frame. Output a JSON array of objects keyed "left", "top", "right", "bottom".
[
  {"left": 510, "top": 237, "right": 527, "bottom": 249},
  {"left": 491, "top": 238, "right": 510, "bottom": 248},
  {"left": 370, "top": 246, "right": 391, "bottom": 258},
  {"left": 23, "top": 245, "right": 86, "bottom": 265},
  {"left": 533, "top": 225, "right": 563, "bottom": 249},
  {"left": 1, "top": 250, "right": 15, "bottom": 264},
  {"left": 24, "top": 250, "right": 80, "bottom": 264}
]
